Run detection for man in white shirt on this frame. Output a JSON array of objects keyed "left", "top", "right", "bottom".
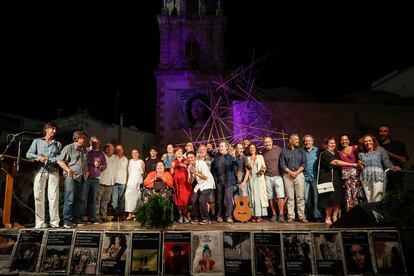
[
  {"left": 96, "top": 143, "right": 116, "bottom": 223},
  {"left": 112, "top": 145, "right": 128, "bottom": 220},
  {"left": 187, "top": 151, "right": 215, "bottom": 225}
]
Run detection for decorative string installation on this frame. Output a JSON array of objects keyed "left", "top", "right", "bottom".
[{"left": 179, "top": 56, "right": 288, "bottom": 149}]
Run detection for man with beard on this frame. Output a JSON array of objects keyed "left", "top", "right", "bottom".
[{"left": 378, "top": 124, "right": 409, "bottom": 192}]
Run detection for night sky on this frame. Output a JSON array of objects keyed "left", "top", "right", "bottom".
[{"left": 3, "top": 2, "right": 412, "bottom": 133}]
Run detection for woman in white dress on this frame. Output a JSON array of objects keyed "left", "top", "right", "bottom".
[
  {"left": 242, "top": 143, "right": 268, "bottom": 222},
  {"left": 125, "top": 149, "right": 145, "bottom": 220}
]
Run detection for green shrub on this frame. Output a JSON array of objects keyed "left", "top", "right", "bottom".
[{"left": 136, "top": 194, "right": 174, "bottom": 228}]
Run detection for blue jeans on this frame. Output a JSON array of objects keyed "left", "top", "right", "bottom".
[
  {"left": 63, "top": 177, "right": 87, "bottom": 222},
  {"left": 85, "top": 178, "right": 100, "bottom": 221},
  {"left": 111, "top": 183, "right": 126, "bottom": 216},
  {"left": 304, "top": 177, "right": 322, "bottom": 219}
]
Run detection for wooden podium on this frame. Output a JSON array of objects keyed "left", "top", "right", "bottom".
[{"left": 0, "top": 154, "right": 33, "bottom": 228}]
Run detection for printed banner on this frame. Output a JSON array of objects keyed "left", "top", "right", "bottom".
[
  {"left": 131, "top": 232, "right": 161, "bottom": 276},
  {"left": 223, "top": 232, "right": 252, "bottom": 276},
  {"left": 192, "top": 231, "right": 224, "bottom": 275},
  {"left": 10, "top": 229, "right": 45, "bottom": 272},
  {"left": 40, "top": 231, "right": 73, "bottom": 273},
  {"left": 253, "top": 232, "right": 282, "bottom": 276},
  {"left": 163, "top": 232, "right": 191, "bottom": 276},
  {"left": 342, "top": 231, "right": 374, "bottom": 275},
  {"left": 70, "top": 231, "right": 101, "bottom": 275},
  {"left": 282, "top": 232, "right": 314, "bottom": 275}
]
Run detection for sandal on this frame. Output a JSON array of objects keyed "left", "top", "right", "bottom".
[
  {"left": 325, "top": 218, "right": 332, "bottom": 225},
  {"left": 256, "top": 217, "right": 263, "bottom": 223},
  {"left": 126, "top": 215, "right": 136, "bottom": 221}
]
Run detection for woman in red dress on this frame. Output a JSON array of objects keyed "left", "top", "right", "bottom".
[{"left": 170, "top": 147, "right": 191, "bottom": 223}]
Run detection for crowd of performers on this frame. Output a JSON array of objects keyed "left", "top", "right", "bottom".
[{"left": 26, "top": 123, "right": 409, "bottom": 228}]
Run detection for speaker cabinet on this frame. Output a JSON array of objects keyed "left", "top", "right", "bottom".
[{"left": 331, "top": 203, "right": 385, "bottom": 228}]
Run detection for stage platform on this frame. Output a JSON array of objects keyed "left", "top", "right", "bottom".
[
  {"left": 71, "top": 219, "right": 398, "bottom": 232},
  {"left": 1, "top": 220, "right": 411, "bottom": 275},
  {"left": 2, "top": 218, "right": 402, "bottom": 232}
]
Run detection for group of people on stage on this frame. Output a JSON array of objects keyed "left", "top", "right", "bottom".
[{"left": 26, "top": 122, "right": 409, "bottom": 228}]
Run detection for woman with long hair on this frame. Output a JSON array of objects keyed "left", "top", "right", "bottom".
[
  {"left": 318, "top": 137, "right": 362, "bottom": 225},
  {"left": 244, "top": 143, "right": 268, "bottom": 222},
  {"left": 170, "top": 147, "right": 191, "bottom": 223},
  {"left": 338, "top": 133, "right": 364, "bottom": 212},
  {"left": 358, "top": 134, "right": 400, "bottom": 203},
  {"left": 124, "top": 149, "right": 145, "bottom": 221}
]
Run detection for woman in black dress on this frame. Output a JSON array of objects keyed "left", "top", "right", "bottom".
[{"left": 318, "top": 137, "right": 362, "bottom": 225}]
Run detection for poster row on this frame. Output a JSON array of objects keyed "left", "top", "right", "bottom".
[{"left": 0, "top": 229, "right": 407, "bottom": 275}]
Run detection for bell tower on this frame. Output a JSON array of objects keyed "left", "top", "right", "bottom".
[{"left": 155, "top": 0, "right": 226, "bottom": 146}]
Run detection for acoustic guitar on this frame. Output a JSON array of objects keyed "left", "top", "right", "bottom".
[{"left": 233, "top": 187, "right": 252, "bottom": 222}]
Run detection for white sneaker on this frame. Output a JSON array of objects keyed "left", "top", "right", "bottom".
[{"left": 35, "top": 223, "right": 48, "bottom": 229}]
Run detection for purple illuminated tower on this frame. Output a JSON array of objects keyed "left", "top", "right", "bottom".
[{"left": 155, "top": 0, "right": 226, "bottom": 146}]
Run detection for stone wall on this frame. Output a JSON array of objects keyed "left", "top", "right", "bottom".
[{"left": 265, "top": 102, "right": 414, "bottom": 169}]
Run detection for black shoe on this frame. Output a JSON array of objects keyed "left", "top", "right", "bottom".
[
  {"left": 86, "top": 219, "right": 96, "bottom": 224},
  {"left": 76, "top": 220, "right": 85, "bottom": 226},
  {"left": 63, "top": 221, "right": 75, "bottom": 229}
]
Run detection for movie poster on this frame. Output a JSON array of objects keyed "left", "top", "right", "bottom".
[
  {"left": 371, "top": 231, "right": 406, "bottom": 275},
  {"left": 281, "top": 232, "right": 314, "bottom": 275},
  {"left": 163, "top": 232, "right": 191, "bottom": 276},
  {"left": 192, "top": 231, "right": 224, "bottom": 275},
  {"left": 342, "top": 231, "right": 374, "bottom": 275},
  {"left": 0, "top": 231, "right": 18, "bottom": 271},
  {"left": 130, "top": 232, "right": 161, "bottom": 276},
  {"left": 70, "top": 232, "right": 101, "bottom": 275},
  {"left": 253, "top": 232, "right": 282, "bottom": 276},
  {"left": 100, "top": 232, "right": 130, "bottom": 275},
  {"left": 9, "top": 229, "right": 45, "bottom": 272},
  {"left": 40, "top": 230, "right": 73, "bottom": 273},
  {"left": 223, "top": 232, "right": 252, "bottom": 276},
  {"left": 312, "top": 231, "right": 345, "bottom": 275}
]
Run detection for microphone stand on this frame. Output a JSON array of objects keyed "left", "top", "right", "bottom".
[{"left": 16, "top": 136, "right": 22, "bottom": 173}]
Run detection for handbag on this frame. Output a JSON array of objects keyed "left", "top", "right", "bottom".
[
  {"left": 153, "top": 178, "right": 167, "bottom": 191},
  {"left": 316, "top": 153, "right": 335, "bottom": 194}
]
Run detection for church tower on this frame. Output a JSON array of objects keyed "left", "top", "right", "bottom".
[{"left": 155, "top": 0, "right": 226, "bottom": 146}]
